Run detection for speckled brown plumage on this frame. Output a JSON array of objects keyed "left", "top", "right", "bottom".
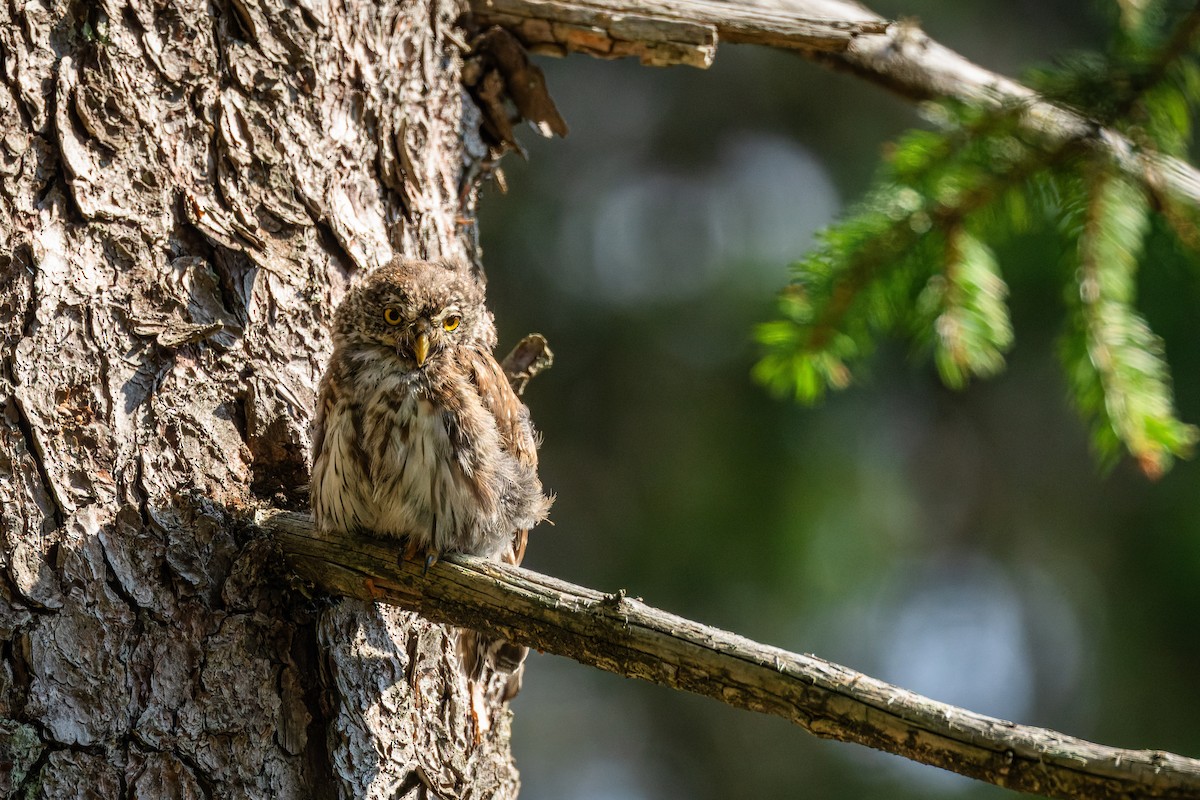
[{"left": 311, "top": 256, "right": 551, "bottom": 706}]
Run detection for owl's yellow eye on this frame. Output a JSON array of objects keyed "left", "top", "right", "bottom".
[
  {"left": 442, "top": 315, "right": 461, "bottom": 332},
  {"left": 383, "top": 308, "right": 403, "bottom": 326}
]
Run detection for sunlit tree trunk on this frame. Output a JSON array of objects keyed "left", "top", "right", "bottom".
[{"left": 0, "top": 0, "right": 517, "bottom": 795}]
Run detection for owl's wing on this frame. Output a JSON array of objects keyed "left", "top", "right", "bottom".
[
  {"left": 313, "top": 357, "right": 370, "bottom": 474},
  {"left": 469, "top": 348, "right": 540, "bottom": 468},
  {"left": 310, "top": 372, "right": 335, "bottom": 462},
  {"left": 506, "top": 528, "right": 528, "bottom": 567},
  {"left": 469, "top": 347, "right": 540, "bottom": 567}
]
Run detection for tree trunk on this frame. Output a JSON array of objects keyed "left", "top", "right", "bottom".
[{"left": 0, "top": 0, "right": 517, "bottom": 796}]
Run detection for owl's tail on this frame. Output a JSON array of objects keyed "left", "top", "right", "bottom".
[
  {"left": 459, "top": 628, "right": 528, "bottom": 744},
  {"left": 459, "top": 628, "right": 527, "bottom": 699},
  {"left": 460, "top": 525, "right": 532, "bottom": 740}
]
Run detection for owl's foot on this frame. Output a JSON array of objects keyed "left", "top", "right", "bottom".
[
  {"left": 401, "top": 538, "right": 423, "bottom": 563},
  {"left": 400, "top": 539, "right": 441, "bottom": 573}
]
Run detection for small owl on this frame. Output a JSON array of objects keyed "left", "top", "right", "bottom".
[{"left": 310, "top": 257, "right": 551, "bottom": 703}]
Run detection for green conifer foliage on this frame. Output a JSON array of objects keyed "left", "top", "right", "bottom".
[{"left": 756, "top": 1, "right": 1200, "bottom": 476}]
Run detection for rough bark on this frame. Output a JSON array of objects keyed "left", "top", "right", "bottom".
[
  {"left": 0, "top": 0, "right": 517, "bottom": 797},
  {"left": 263, "top": 511, "right": 1200, "bottom": 800}
]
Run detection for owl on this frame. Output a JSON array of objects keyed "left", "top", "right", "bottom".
[{"left": 310, "top": 256, "right": 551, "bottom": 703}]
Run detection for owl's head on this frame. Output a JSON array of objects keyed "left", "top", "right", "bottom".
[{"left": 333, "top": 258, "right": 496, "bottom": 365}]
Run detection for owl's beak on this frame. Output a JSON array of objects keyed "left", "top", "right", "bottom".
[{"left": 413, "top": 332, "right": 430, "bottom": 366}]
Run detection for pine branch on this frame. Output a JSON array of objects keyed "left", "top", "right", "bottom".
[
  {"left": 468, "top": 0, "right": 1200, "bottom": 209},
  {"left": 754, "top": 119, "right": 1056, "bottom": 404},
  {"left": 1061, "top": 168, "right": 1198, "bottom": 477},
  {"left": 1140, "top": 0, "right": 1200, "bottom": 92},
  {"left": 261, "top": 509, "right": 1200, "bottom": 800},
  {"left": 920, "top": 225, "right": 1012, "bottom": 388}
]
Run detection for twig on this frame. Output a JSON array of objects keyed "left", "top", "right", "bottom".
[
  {"left": 261, "top": 508, "right": 1200, "bottom": 800},
  {"left": 467, "top": 0, "right": 1200, "bottom": 211}
]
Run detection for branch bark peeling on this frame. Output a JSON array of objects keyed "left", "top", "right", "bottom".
[
  {"left": 468, "top": 0, "right": 886, "bottom": 67},
  {"left": 261, "top": 510, "right": 1200, "bottom": 800},
  {"left": 468, "top": 0, "right": 1200, "bottom": 210}
]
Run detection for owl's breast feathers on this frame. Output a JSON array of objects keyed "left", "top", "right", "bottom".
[{"left": 311, "top": 343, "right": 550, "bottom": 559}]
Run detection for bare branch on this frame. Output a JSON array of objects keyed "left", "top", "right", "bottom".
[
  {"left": 468, "top": 0, "right": 1200, "bottom": 211},
  {"left": 467, "top": 0, "right": 885, "bottom": 66},
  {"left": 262, "top": 509, "right": 1200, "bottom": 800}
]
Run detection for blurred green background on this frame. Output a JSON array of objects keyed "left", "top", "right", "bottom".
[{"left": 477, "top": 2, "right": 1200, "bottom": 797}]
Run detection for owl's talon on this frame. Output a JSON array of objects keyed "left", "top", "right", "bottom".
[
  {"left": 423, "top": 551, "right": 439, "bottom": 575},
  {"left": 401, "top": 538, "right": 422, "bottom": 563}
]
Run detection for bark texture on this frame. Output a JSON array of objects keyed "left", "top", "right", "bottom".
[{"left": 0, "top": 0, "right": 518, "bottom": 796}]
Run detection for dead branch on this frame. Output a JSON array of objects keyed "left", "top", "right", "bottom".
[
  {"left": 261, "top": 509, "right": 1200, "bottom": 800},
  {"left": 468, "top": 0, "right": 1200, "bottom": 211},
  {"left": 466, "top": 0, "right": 886, "bottom": 67}
]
